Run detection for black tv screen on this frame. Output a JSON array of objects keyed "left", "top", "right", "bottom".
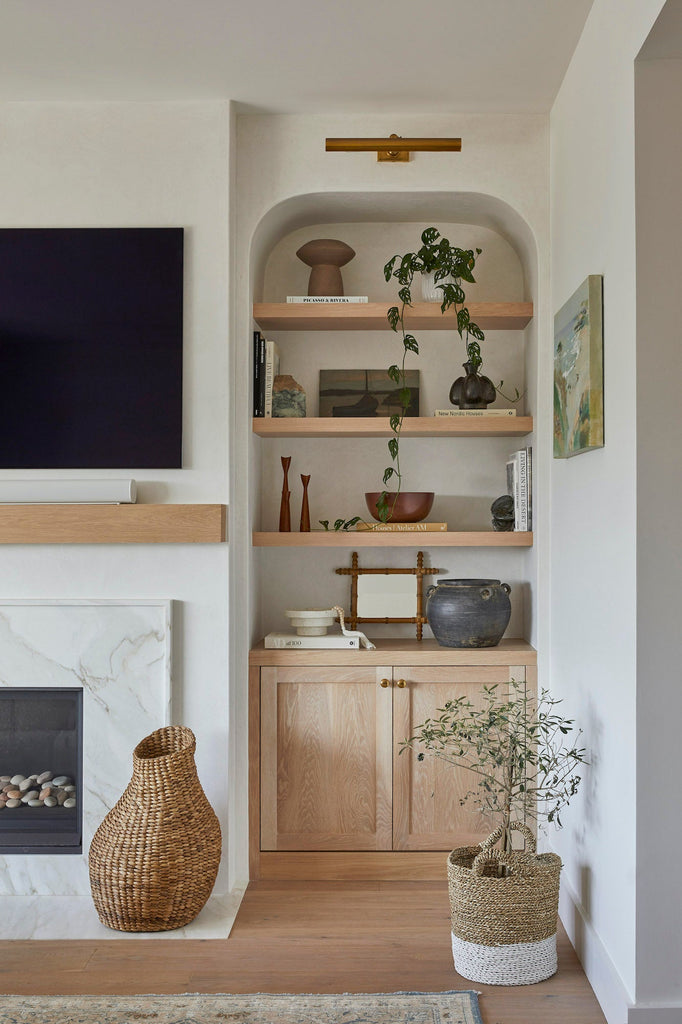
[{"left": 0, "top": 227, "right": 183, "bottom": 468}]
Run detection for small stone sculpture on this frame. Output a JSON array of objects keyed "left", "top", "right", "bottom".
[
  {"left": 296, "top": 238, "right": 355, "bottom": 296},
  {"left": 491, "top": 494, "right": 515, "bottom": 531},
  {"left": 273, "top": 375, "right": 306, "bottom": 417}
]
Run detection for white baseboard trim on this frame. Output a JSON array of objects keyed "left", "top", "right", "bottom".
[
  {"left": 558, "top": 873, "right": 633, "bottom": 1024},
  {"left": 628, "top": 1008, "right": 682, "bottom": 1023}
]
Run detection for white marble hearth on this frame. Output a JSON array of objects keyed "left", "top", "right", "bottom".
[
  {"left": 0, "top": 889, "right": 245, "bottom": 940},
  {"left": 0, "top": 600, "right": 239, "bottom": 940}
]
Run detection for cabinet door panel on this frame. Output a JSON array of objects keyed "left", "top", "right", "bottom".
[
  {"left": 392, "top": 665, "right": 523, "bottom": 850},
  {"left": 261, "top": 666, "right": 393, "bottom": 851}
]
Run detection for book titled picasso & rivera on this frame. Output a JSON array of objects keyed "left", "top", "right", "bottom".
[{"left": 286, "top": 296, "right": 368, "bottom": 303}]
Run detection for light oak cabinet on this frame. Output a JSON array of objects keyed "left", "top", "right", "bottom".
[{"left": 249, "top": 639, "right": 536, "bottom": 880}]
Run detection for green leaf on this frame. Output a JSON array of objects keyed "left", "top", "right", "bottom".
[
  {"left": 333, "top": 518, "right": 344, "bottom": 531},
  {"left": 389, "top": 414, "right": 401, "bottom": 432},
  {"left": 342, "top": 516, "right": 361, "bottom": 530},
  {"left": 398, "top": 286, "right": 412, "bottom": 305},
  {"left": 319, "top": 520, "right": 329, "bottom": 530},
  {"left": 469, "top": 323, "right": 485, "bottom": 342},
  {"left": 387, "top": 364, "right": 401, "bottom": 384},
  {"left": 383, "top": 466, "right": 395, "bottom": 484},
  {"left": 404, "top": 334, "right": 419, "bottom": 354},
  {"left": 388, "top": 437, "right": 399, "bottom": 460},
  {"left": 384, "top": 256, "right": 398, "bottom": 281},
  {"left": 421, "top": 227, "right": 439, "bottom": 245},
  {"left": 457, "top": 308, "right": 470, "bottom": 332},
  {"left": 399, "top": 387, "right": 411, "bottom": 408},
  {"left": 387, "top": 306, "right": 400, "bottom": 331}
]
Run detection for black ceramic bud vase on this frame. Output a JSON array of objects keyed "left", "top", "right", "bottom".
[{"left": 449, "top": 361, "right": 496, "bottom": 409}]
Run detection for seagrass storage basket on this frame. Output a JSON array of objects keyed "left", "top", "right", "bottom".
[
  {"left": 447, "top": 821, "right": 562, "bottom": 985},
  {"left": 89, "top": 725, "right": 221, "bottom": 932}
]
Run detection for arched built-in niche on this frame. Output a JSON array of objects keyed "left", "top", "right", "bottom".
[{"left": 243, "top": 191, "right": 539, "bottom": 641}]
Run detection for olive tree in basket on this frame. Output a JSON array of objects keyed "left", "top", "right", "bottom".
[{"left": 400, "top": 680, "right": 587, "bottom": 854}]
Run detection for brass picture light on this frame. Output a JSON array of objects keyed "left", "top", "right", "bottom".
[{"left": 325, "top": 133, "right": 462, "bottom": 162}]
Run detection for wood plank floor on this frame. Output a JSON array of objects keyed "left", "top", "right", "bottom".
[{"left": 0, "top": 881, "right": 606, "bottom": 1024}]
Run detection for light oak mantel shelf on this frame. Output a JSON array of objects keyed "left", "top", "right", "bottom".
[
  {"left": 253, "top": 530, "right": 532, "bottom": 548},
  {"left": 0, "top": 504, "right": 227, "bottom": 544},
  {"left": 253, "top": 416, "right": 533, "bottom": 438},
  {"left": 253, "top": 301, "right": 533, "bottom": 332}
]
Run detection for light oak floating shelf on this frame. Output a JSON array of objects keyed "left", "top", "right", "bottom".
[
  {"left": 253, "top": 416, "right": 533, "bottom": 438},
  {"left": 0, "top": 504, "right": 227, "bottom": 544},
  {"left": 253, "top": 531, "right": 532, "bottom": 548},
  {"left": 253, "top": 301, "right": 533, "bottom": 332}
]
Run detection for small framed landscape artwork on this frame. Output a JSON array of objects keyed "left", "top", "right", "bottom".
[
  {"left": 319, "top": 369, "right": 419, "bottom": 418},
  {"left": 553, "top": 275, "right": 604, "bottom": 458}
]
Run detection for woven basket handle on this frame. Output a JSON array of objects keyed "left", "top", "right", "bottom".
[
  {"left": 471, "top": 846, "right": 535, "bottom": 877},
  {"left": 478, "top": 820, "right": 536, "bottom": 854}
]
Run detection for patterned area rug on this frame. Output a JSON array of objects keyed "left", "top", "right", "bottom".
[{"left": 0, "top": 991, "right": 483, "bottom": 1024}]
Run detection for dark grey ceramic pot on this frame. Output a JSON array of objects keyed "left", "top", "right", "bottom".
[{"left": 426, "top": 578, "right": 512, "bottom": 648}]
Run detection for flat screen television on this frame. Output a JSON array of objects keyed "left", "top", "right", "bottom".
[{"left": 0, "top": 227, "right": 184, "bottom": 468}]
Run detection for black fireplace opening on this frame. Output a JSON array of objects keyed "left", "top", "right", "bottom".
[{"left": 0, "top": 688, "right": 83, "bottom": 854}]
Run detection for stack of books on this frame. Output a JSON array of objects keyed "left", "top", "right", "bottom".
[
  {"left": 264, "top": 632, "right": 360, "bottom": 649},
  {"left": 434, "top": 408, "right": 517, "bottom": 417},
  {"left": 285, "top": 296, "right": 368, "bottom": 303},
  {"left": 252, "top": 330, "right": 280, "bottom": 417},
  {"left": 354, "top": 521, "right": 447, "bottom": 533},
  {"left": 506, "top": 447, "right": 532, "bottom": 530}
]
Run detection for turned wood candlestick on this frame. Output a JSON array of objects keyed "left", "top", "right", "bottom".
[
  {"left": 300, "top": 474, "right": 311, "bottom": 532},
  {"left": 279, "top": 456, "right": 291, "bottom": 532}
]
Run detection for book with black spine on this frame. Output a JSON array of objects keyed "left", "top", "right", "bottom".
[{"left": 252, "top": 330, "right": 262, "bottom": 417}]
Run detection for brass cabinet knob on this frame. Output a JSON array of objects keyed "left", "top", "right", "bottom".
[
  {"left": 380, "top": 678, "right": 390, "bottom": 688},
  {"left": 396, "top": 678, "right": 407, "bottom": 688}
]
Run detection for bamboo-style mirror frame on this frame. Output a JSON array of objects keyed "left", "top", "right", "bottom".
[{"left": 335, "top": 551, "right": 443, "bottom": 640}]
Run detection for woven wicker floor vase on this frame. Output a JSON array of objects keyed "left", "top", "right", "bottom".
[
  {"left": 89, "top": 726, "right": 221, "bottom": 932},
  {"left": 447, "top": 823, "right": 562, "bottom": 986}
]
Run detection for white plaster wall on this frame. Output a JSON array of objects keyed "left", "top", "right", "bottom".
[
  {"left": 0, "top": 102, "right": 232, "bottom": 892},
  {"left": 232, "top": 112, "right": 549, "bottom": 882},
  {"left": 634, "top": 55, "right": 682, "bottom": 1013},
  {"left": 549, "top": 2, "right": 667, "bottom": 1019}
]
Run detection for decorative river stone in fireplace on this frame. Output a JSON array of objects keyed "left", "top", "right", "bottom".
[{"left": 0, "top": 773, "right": 77, "bottom": 810}]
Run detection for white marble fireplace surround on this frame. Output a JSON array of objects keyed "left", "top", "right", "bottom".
[{"left": 0, "top": 600, "right": 242, "bottom": 940}]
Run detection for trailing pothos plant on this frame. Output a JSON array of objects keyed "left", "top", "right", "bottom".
[
  {"left": 400, "top": 680, "right": 588, "bottom": 854},
  {"left": 378, "top": 227, "right": 485, "bottom": 522}
]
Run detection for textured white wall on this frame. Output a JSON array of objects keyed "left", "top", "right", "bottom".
[
  {"left": 634, "top": 54, "right": 682, "bottom": 1012},
  {"left": 0, "top": 102, "right": 232, "bottom": 891},
  {"left": 550, "top": 2, "right": 668, "bottom": 1020}
]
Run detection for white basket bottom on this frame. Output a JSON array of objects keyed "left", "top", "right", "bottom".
[{"left": 452, "top": 931, "right": 558, "bottom": 986}]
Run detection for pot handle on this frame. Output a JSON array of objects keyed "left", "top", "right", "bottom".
[
  {"left": 501, "top": 583, "right": 511, "bottom": 595},
  {"left": 478, "top": 820, "right": 536, "bottom": 853},
  {"left": 426, "top": 585, "right": 436, "bottom": 599}
]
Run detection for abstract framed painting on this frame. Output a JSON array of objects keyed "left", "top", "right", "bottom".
[{"left": 553, "top": 275, "right": 604, "bottom": 458}]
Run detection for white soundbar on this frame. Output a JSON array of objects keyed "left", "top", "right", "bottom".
[{"left": 0, "top": 480, "right": 137, "bottom": 504}]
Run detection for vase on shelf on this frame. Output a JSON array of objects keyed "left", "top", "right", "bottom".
[
  {"left": 449, "top": 361, "right": 496, "bottom": 410},
  {"left": 88, "top": 726, "right": 221, "bottom": 932},
  {"left": 420, "top": 271, "right": 454, "bottom": 302},
  {"left": 296, "top": 238, "right": 355, "bottom": 296}
]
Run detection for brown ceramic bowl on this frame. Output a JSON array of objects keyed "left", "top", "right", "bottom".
[{"left": 364, "top": 491, "right": 434, "bottom": 523}]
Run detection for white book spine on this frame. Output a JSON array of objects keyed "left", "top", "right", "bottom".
[
  {"left": 263, "top": 340, "right": 280, "bottom": 418},
  {"left": 434, "top": 408, "right": 516, "bottom": 417},
  {"left": 0, "top": 479, "right": 137, "bottom": 504},
  {"left": 264, "top": 633, "right": 359, "bottom": 649},
  {"left": 286, "top": 296, "right": 368, "bottom": 303},
  {"left": 516, "top": 450, "right": 528, "bottom": 531}
]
